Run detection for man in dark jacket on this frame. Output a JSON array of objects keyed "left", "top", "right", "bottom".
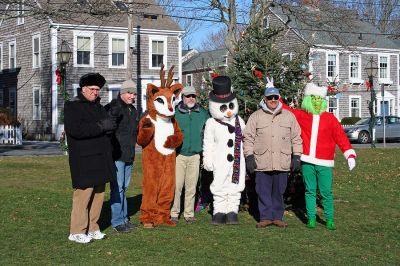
[
  {"left": 170, "top": 86, "right": 209, "bottom": 224},
  {"left": 105, "top": 80, "right": 138, "bottom": 233},
  {"left": 65, "top": 73, "right": 117, "bottom": 244}
]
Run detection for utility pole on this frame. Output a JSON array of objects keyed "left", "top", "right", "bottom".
[{"left": 126, "top": 0, "right": 133, "bottom": 80}]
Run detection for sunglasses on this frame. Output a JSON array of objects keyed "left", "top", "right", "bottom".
[
  {"left": 184, "top": 94, "right": 196, "bottom": 99},
  {"left": 266, "top": 95, "right": 279, "bottom": 101}
]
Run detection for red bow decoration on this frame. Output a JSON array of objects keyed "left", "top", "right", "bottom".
[
  {"left": 210, "top": 72, "right": 219, "bottom": 79},
  {"left": 253, "top": 70, "right": 263, "bottom": 79},
  {"left": 327, "top": 85, "right": 336, "bottom": 93},
  {"left": 55, "top": 69, "right": 62, "bottom": 86},
  {"left": 365, "top": 81, "right": 372, "bottom": 91}
]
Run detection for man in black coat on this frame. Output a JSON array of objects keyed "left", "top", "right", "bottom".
[
  {"left": 64, "top": 73, "right": 117, "bottom": 244},
  {"left": 105, "top": 80, "right": 138, "bottom": 233}
]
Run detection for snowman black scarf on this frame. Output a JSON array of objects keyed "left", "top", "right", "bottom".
[{"left": 215, "top": 116, "right": 242, "bottom": 184}]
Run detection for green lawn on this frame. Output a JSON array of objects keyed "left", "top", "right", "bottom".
[{"left": 0, "top": 149, "right": 399, "bottom": 265}]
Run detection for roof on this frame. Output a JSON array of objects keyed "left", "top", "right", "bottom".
[
  {"left": 36, "top": 0, "right": 182, "bottom": 31},
  {"left": 269, "top": 4, "right": 399, "bottom": 50},
  {"left": 182, "top": 48, "right": 228, "bottom": 73}
]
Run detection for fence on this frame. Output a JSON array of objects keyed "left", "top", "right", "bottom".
[{"left": 0, "top": 125, "right": 22, "bottom": 145}]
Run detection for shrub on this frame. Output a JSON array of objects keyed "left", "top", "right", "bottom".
[
  {"left": 341, "top": 116, "right": 361, "bottom": 125},
  {"left": 0, "top": 108, "right": 20, "bottom": 126}
]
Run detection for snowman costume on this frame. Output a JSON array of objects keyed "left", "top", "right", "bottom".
[{"left": 203, "top": 76, "right": 246, "bottom": 225}]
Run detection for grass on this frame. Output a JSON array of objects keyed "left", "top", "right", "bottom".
[{"left": 0, "top": 149, "right": 399, "bottom": 265}]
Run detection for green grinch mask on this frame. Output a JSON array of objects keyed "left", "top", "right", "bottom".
[{"left": 301, "top": 95, "right": 327, "bottom": 115}]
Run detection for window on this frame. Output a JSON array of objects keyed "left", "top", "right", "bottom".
[
  {"left": 282, "top": 53, "right": 293, "bottom": 61},
  {"left": 0, "top": 43, "right": 3, "bottom": 71},
  {"left": 149, "top": 36, "right": 167, "bottom": 69},
  {"left": 349, "top": 54, "right": 361, "bottom": 81},
  {"left": 33, "top": 86, "right": 41, "bottom": 120},
  {"left": 379, "top": 55, "right": 388, "bottom": 79},
  {"left": 74, "top": 31, "right": 94, "bottom": 67},
  {"left": 186, "top": 74, "right": 192, "bottom": 87},
  {"left": 263, "top": 15, "right": 270, "bottom": 29},
  {"left": 349, "top": 96, "right": 361, "bottom": 117},
  {"left": 328, "top": 96, "right": 339, "bottom": 118},
  {"left": 17, "top": 2, "right": 24, "bottom": 25},
  {"left": 32, "top": 34, "right": 40, "bottom": 68},
  {"left": 109, "top": 34, "right": 127, "bottom": 68},
  {"left": 9, "top": 88, "right": 16, "bottom": 116},
  {"left": 9, "top": 41, "right": 16, "bottom": 69},
  {"left": 327, "top": 53, "right": 338, "bottom": 79},
  {"left": 108, "top": 85, "right": 121, "bottom": 102}
]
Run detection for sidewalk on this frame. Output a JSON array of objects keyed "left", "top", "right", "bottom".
[{"left": 0, "top": 140, "right": 143, "bottom": 156}]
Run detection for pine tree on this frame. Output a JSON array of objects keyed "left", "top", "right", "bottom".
[{"left": 227, "top": 25, "right": 308, "bottom": 120}]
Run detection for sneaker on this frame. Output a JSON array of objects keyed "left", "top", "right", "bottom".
[
  {"left": 125, "top": 221, "right": 138, "bottom": 230},
  {"left": 87, "top": 230, "right": 106, "bottom": 240},
  {"left": 68, "top": 233, "right": 92, "bottom": 244},
  {"left": 171, "top": 217, "right": 179, "bottom": 224},
  {"left": 113, "top": 224, "right": 130, "bottom": 233},
  {"left": 184, "top": 217, "right": 196, "bottom": 224}
]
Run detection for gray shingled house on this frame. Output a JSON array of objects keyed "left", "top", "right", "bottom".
[
  {"left": 266, "top": 4, "right": 400, "bottom": 121},
  {"left": 0, "top": 0, "right": 183, "bottom": 140}
]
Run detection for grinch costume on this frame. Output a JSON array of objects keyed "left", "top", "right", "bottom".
[{"left": 277, "top": 80, "right": 356, "bottom": 230}]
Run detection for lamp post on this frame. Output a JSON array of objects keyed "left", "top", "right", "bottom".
[
  {"left": 365, "top": 57, "right": 378, "bottom": 148},
  {"left": 56, "top": 40, "right": 72, "bottom": 122}
]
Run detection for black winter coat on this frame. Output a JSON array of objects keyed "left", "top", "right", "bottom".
[
  {"left": 105, "top": 97, "right": 138, "bottom": 162},
  {"left": 64, "top": 93, "right": 116, "bottom": 189}
]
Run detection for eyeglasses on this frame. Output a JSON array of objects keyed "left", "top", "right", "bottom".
[
  {"left": 266, "top": 95, "right": 279, "bottom": 101},
  {"left": 84, "top": 86, "right": 101, "bottom": 93},
  {"left": 184, "top": 94, "right": 196, "bottom": 99}
]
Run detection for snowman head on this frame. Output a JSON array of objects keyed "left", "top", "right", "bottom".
[{"left": 208, "top": 76, "right": 238, "bottom": 121}]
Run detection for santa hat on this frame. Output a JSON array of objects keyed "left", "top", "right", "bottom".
[{"left": 304, "top": 83, "right": 327, "bottom": 97}]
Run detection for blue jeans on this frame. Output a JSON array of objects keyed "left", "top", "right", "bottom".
[{"left": 110, "top": 161, "right": 132, "bottom": 228}]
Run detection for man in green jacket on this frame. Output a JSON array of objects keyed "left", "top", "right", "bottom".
[{"left": 171, "top": 86, "right": 209, "bottom": 224}]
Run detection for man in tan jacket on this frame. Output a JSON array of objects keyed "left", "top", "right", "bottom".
[{"left": 243, "top": 86, "right": 302, "bottom": 228}]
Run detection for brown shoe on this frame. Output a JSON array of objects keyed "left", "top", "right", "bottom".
[
  {"left": 273, "top": 220, "right": 288, "bottom": 228},
  {"left": 256, "top": 219, "right": 273, "bottom": 228}
]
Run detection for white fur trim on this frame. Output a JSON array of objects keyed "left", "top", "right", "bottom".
[
  {"left": 301, "top": 154, "right": 335, "bottom": 167},
  {"left": 148, "top": 115, "right": 174, "bottom": 155},
  {"left": 304, "top": 83, "right": 327, "bottom": 97},
  {"left": 343, "top": 149, "right": 356, "bottom": 159},
  {"left": 310, "top": 115, "right": 320, "bottom": 157}
]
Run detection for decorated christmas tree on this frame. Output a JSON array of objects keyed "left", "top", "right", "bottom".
[{"left": 227, "top": 24, "right": 308, "bottom": 120}]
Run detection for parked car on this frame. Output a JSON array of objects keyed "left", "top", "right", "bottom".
[{"left": 344, "top": 116, "right": 400, "bottom": 144}]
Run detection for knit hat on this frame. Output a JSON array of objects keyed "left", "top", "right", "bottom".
[
  {"left": 120, "top": 80, "right": 137, "bottom": 94},
  {"left": 304, "top": 83, "right": 327, "bottom": 97},
  {"left": 79, "top": 73, "right": 106, "bottom": 88}
]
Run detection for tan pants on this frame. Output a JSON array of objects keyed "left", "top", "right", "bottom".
[
  {"left": 70, "top": 184, "right": 105, "bottom": 234},
  {"left": 171, "top": 154, "right": 200, "bottom": 219}
]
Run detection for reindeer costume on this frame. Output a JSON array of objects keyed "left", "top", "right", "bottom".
[{"left": 137, "top": 66, "right": 183, "bottom": 228}]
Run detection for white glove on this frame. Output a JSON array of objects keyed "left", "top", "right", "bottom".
[
  {"left": 203, "top": 163, "right": 213, "bottom": 172},
  {"left": 348, "top": 158, "right": 356, "bottom": 171},
  {"left": 266, "top": 77, "right": 275, "bottom": 89}
]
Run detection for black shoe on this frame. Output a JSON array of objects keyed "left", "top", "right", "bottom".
[
  {"left": 125, "top": 221, "right": 137, "bottom": 230},
  {"left": 212, "top": 213, "right": 226, "bottom": 225},
  {"left": 226, "top": 212, "right": 239, "bottom": 225},
  {"left": 113, "top": 224, "right": 130, "bottom": 233}
]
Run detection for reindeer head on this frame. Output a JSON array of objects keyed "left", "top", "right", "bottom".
[{"left": 147, "top": 65, "right": 183, "bottom": 118}]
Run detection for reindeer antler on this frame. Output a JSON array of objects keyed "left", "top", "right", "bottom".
[
  {"left": 160, "top": 64, "right": 166, "bottom": 88},
  {"left": 166, "top": 65, "right": 175, "bottom": 88}
]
